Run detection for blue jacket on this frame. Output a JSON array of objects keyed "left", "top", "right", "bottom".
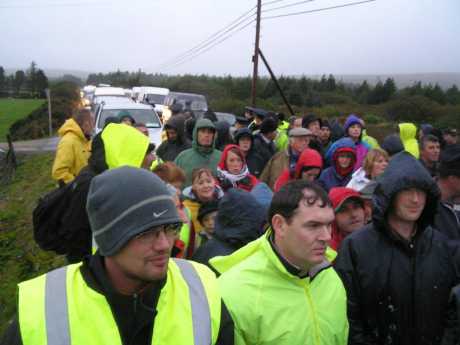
[{"left": 320, "top": 138, "right": 356, "bottom": 192}]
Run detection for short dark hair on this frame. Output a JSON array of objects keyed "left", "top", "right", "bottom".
[
  {"left": 420, "top": 134, "right": 439, "bottom": 150},
  {"left": 268, "top": 180, "right": 331, "bottom": 227}
]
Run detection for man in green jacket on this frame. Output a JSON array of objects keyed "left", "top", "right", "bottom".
[
  {"left": 175, "top": 118, "right": 222, "bottom": 186},
  {"left": 211, "top": 180, "right": 349, "bottom": 345}
]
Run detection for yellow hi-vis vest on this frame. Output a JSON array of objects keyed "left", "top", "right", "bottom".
[{"left": 18, "top": 259, "right": 221, "bottom": 345}]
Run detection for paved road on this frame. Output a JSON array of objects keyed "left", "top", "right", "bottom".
[{"left": 0, "top": 137, "right": 59, "bottom": 153}]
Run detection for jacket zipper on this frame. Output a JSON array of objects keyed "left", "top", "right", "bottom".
[{"left": 303, "top": 280, "right": 321, "bottom": 345}]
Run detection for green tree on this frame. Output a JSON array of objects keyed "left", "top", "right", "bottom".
[
  {"left": 0, "top": 66, "right": 5, "bottom": 92},
  {"left": 35, "top": 69, "right": 49, "bottom": 96},
  {"left": 383, "top": 78, "right": 397, "bottom": 101},
  {"left": 13, "top": 70, "right": 26, "bottom": 94},
  {"left": 27, "top": 61, "right": 38, "bottom": 94},
  {"left": 326, "top": 74, "right": 336, "bottom": 91},
  {"left": 445, "top": 85, "right": 460, "bottom": 105}
]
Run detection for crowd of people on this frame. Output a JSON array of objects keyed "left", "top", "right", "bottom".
[{"left": 2, "top": 105, "right": 460, "bottom": 345}]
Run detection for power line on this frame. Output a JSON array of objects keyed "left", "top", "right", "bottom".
[
  {"left": 263, "top": 0, "right": 288, "bottom": 6},
  {"left": 156, "top": 6, "right": 257, "bottom": 70},
  {"left": 0, "top": 1, "right": 111, "bottom": 9},
  {"left": 262, "top": 0, "right": 316, "bottom": 13},
  {"left": 262, "top": 0, "right": 376, "bottom": 19},
  {"left": 161, "top": 19, "right": 256, "bottom": 72}
]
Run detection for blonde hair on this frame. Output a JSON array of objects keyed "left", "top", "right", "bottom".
[{"left": 363, "top": 148, "right": 389, "bottom": 176}]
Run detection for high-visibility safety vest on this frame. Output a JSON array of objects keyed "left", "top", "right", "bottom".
[{"left": 18, "top": 258, "right": 221, "bottom": 345}]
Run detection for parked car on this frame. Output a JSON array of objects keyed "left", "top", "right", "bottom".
[
  {"left": 162, "top": 92, "right": 208, "bottom": 122},
  {"left": 92, "top": 87, "right": 129, "bottom": 108},
  {"left": 94, "top": 101, "right": 163, "bottom": 147}
]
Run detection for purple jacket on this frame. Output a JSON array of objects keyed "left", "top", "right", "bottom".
[{"left": 343, "top": 114, "right": 369, "bottom": 170}]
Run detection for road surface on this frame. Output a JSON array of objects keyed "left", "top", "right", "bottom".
[{"left": 0, "top": 137, "right": 59, "bottom": 153}]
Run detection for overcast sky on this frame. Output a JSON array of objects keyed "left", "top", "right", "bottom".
[{"left": 1, "top": 0, "right": 459, "bottom": 76}]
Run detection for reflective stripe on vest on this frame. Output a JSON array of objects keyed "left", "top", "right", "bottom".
[
  {"left": 174, "top": 259, "right": 212, "bottom": 345},
  {"left": 41, "top": 259, "right": 212, "bottom": 345}
]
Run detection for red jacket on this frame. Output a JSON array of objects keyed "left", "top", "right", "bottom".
[
  {"left": 274, "top": 149, "right": 323, "bottom": 192},
  {"left": 328, "top": 187, "right": 362, "bottom": 251},
  {"left": 217, "top": 144, "right": 259, "bottom": 192}
]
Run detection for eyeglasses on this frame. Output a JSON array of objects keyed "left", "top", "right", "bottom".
[{"left": 134, "top": 223, "right": 182, "bottom": 243}]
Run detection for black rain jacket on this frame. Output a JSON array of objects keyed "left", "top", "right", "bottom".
[{"left": 335, "top": 151, "right": 460, "bottom": 345}]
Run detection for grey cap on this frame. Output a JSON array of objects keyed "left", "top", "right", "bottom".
[
  {"left": 289, "top": 127, "right": 313, "bottom": 137},
  {"left": 86, "top": 166, "right": 180, "bottom": 256}
]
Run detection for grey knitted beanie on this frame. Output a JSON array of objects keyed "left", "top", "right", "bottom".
[{"left": 86, "top": 166, "right": 181, "bottom": 256}]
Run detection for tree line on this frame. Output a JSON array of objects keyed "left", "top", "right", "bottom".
[
  {"left": 0, "top": 62, "right": 49, "bottom": 98},
  {"left": 86, "top": 71, "right": 460, "bottom": 108}
]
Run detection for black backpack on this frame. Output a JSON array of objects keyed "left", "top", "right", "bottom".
[{"left": 33, "top": 181, "right": 77, "bottom": 254}]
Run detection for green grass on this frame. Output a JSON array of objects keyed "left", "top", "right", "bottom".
[
  {"left": 0, "top": 99, "right": 45, "bottom": 141},
  {"left": 0, "top": 153, "right": 64, "bottom": 334}
]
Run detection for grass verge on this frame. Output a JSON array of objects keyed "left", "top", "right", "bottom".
[
  {"left": 0, "top": 99, "right": 45, "bottom": 141},
  {"left": 0, "top": 153, "right": 64, "bottom": 335}
]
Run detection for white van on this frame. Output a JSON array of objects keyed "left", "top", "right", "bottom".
[
  {"left": 137, "top": 87, "right": 170, "bottom": 115},
  {"left": 92, "top": 87, "right": 129, "bottom": 106}
]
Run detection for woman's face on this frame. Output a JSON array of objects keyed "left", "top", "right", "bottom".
[
  {"left": 371, "top": 155, "right": 388, "bottom": 179},
  {"left": 337, "top": 153, "right": 353, "bottom": 169},
  {"left": 226, "top": 150, "right": 243, "bottom": 174},
  {"left": 193, "top": 173, "right": 215, "bottom": 201},
  {"left": 348, "top": 124, "right": 362, "bottom": 140}
]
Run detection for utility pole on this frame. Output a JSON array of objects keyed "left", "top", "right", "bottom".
[{"left": 251, "top": 0, "right": 262, "bottom": 107}]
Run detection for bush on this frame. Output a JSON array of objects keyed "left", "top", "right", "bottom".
[
  {"left": 384, "top": 95, "right": 441, "bottom": 123},
  {"left": 363, "top": 113, "right": 381, "bottom": 124}
]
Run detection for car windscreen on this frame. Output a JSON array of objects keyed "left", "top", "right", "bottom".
[
  {"left": 172, "top": 94, "right": 207, "bottom": 111},
  {"left": 99, "top": 109, "right": 161, "bottom": 128},
  {"left": 145, "top": 94, "right": 166, "bottom": 104}
]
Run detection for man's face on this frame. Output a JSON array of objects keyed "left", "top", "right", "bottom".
[
  {"left": 308, "top": 121, "right": 321, "bottom": 136},
  {"left": 319, "top": 126, "right": 331, "bottom": 142},
  {"left": 273, "top": 197, "right": 334, "bottom": 272},
  {"left": 197, "top": 128, "right": 215, "bottom": 147},
  {"left": 293, "top": 118, "right": 303, "bottom": 129},
  {"left": 265, "top": 130, "right": 277, "bottom": 142},
  {"left": 348, "top": 124, "right": 362, "bottom": 140},
  {"left": 238, "top": 137, "right": 252, "bottom": 153},
  {"left": 109, "top": 225, "right": 177, "bottom": 283},
  {"left": 391, "top": 188, "right": 427, "bottom": 222},
  {"left": 335, "top": 199, "right": 365, "bottom": 235},
  {"left": 443, "top": 133, "right": 458, "bottom": 145},
  {"left": 166, "top": 129, "right": 178, "bottom": 141},
  {"left": 244, "top": 111, "right": 253, "bottom": 120},
  {"left": 421, "top": 141, "right": 441, "bottom": 163},
  {"left": 290, "top": 136, "right": 310, "bottom": 154},
  {"left": 254, "top": 116, "right": 263, "bottom": 126}
]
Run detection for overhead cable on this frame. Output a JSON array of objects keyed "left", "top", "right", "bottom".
[{"left": 262, "top": 0, "right": 376, "bottom": 19}]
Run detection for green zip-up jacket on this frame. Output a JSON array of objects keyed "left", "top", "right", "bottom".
[{"left": 174, "top": 119, "right": 222, "bottom": 186}]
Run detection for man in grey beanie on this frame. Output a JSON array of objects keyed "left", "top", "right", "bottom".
[{"left": 1, "top": 166, "right": 234, "bottom": 345}]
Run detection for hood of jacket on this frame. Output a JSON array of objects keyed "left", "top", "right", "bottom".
[
  {"left": 381, "top": 134, "right": 404, "bottom": 156},
  {"left": 101, "top": 123, "right": 149, "bottom": 170},
  {"left": 192, "top": 118, "right": 217, "bottom": 155},
  {"left": 164, "top": 114, "right": 187, "bottom": 144},
  {"left": 214, "top": 189, "right": 266, "bottom": 246},
  {"left": 294, "top": 148, "right": 323, "bottom": 178},
  {"left": 58, "top": 118, "right": 87, "bottom": 141},
  {"left": 372, "top": 151, "right": 440, "bottom": 233},
  {"left": 398, "top": 123, "right": 420, "bottom": 158},
  {"left": 217, "top": 144, "right": 247, "bottom": 171},
  {"left": 325, "top": 137, "right": 356, "bottom": 165},
  {"left": 329, "top": 187, "right": 363, "bottom": 250},
  {"left": 343, "top": 114, "right": 362, "bottom": 134}
]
